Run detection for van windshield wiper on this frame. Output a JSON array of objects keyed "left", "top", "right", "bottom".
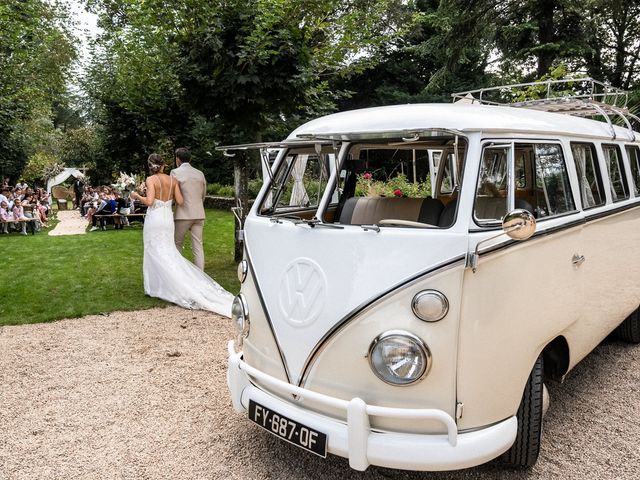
[
  {"left": 270, "top": 214, "right": 303, "bottom": 224},
  {"left": 304, "top": 219, "right": 344, "bottom": 229},
  {"left": 269, "top": 216, "right": 344, "bottom": 229}
]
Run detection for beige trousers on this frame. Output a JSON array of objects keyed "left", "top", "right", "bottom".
[{"left": 174, "top": 219, "right": 205, "bottom": 270}]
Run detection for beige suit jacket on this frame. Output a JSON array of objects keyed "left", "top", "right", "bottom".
[{"left": 170, "top": 163, "right": 206, "bottom": 220}]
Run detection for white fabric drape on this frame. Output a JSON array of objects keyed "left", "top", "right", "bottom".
[
  {"left": 46, "top": 168, "right": 84, "bottom": 197},
  {"left": 289, "top": 155, "right": 309, "bottom": 206},
  {"left": 572, "top": 146, "right": 595, "bottom": 207},
  {"left": 604, "top": 149, "right": 618, "bottom": 201}
]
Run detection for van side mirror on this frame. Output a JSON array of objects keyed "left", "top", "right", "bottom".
[
  {"left": 469, "top": 209, "right": 537, "bottom": 273},
  {"left": 502, "top": 209, "right": 536, "bottom": 241}
]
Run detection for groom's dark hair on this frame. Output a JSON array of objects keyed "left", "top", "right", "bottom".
[{"left": 175, "top": 147, "right": 191, "bottom": 163}]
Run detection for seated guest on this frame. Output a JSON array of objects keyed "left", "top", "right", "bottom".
[
  {"left": 5, "top": 192, "right": 14, "bottom": 211},
  {"left": 22, "top": 193, "right": 34, "bottom": 207},
  {"left": 13, "top": 187, "right": 24, "bottom": 202},
  {"left": 0, "top": 187, "right": 9, "bottom": 206},
  {"left": 107, "top": 193, "right": 117, "bottom": 214},
  {"left": 36, "top": 188, "right": 50, "bottom": 216},
  {"left": 89, "top": 193, "right": 107, "bottom": 231},
  {"left": 0, "top": 200, "right": 10, "bottom": 234},
  {"left": 85, "top": 188, "right": 99, "bottom": 217},
  {"left": 80, "top": 188, "right": 92, "bottom": 217},
  {"left": 21, "top": 199, "right": 41, "bottom": 232},
  {"left": 11, "top": 200, "right": 28, "bottom": 235},
  {"left": 86, "top": 203, "right": 96, "bottom": 224},
  {"left": 34, "top": 201, "right": 48, "bottom": 227},
  {"left": 114, "top": 191, "right": 130, "bottom": 229},
  {"left": 90, "top": 193, "right": 116, "bottom": 231}
]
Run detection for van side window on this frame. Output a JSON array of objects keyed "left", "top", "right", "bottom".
[
  {"left": 475, "top": 146, "right": 508, "bottom": 223},
  {"left": 475, "top": 143, "right": 575, "bottom": 224},
  {"left": 625, "top": 145, "right": 640, "bottom": 196},
  {"left": 602, "top": 145, "right": 629, "bottom": 202},
  {"left": 571, "top": 143, "right": 604, "bottom": 208},
  {"left": 532, "top": 144, "right": 575, "bottom": 217},
  {"left": 515, "top": 152, "right": 527, "bottom": 188}
]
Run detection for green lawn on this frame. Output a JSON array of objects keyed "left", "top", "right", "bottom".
[{"left": 0, "top": 209, "right": 239, "bottom": 326}]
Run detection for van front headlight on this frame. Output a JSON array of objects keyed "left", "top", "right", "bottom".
[
  {"left": 368, "top": 331, "right": 431, "bottom": 386},
  {"left": 232, "top": 294, "right": 250, "bottom": 345}
]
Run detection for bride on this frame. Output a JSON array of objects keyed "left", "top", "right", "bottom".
[{"left": 130, "top": 153, "right": 233, "bottom": 317}]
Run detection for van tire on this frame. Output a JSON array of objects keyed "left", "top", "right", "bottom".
[
  {"left": 615, "top": 309, "right": 640, "bottom": 343},
  {"left": 501, "top": 355, "right": 544, "bottom": 468}
]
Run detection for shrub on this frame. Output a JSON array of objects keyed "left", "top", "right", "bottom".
[
  {"left": 207, "top": 180, "right": 262, "bottom": 198},
  {"left": 206, "top": 183, "right": 229, "bottom": 196},
  {"left": 355, "top": 173, "right": 432, "bottom": 198},
  {"left": 22, "top": 153, "right": 61, "bottom": 185},
  {"left": 248, "top": 178, "right": 263, "bottom": 198}
]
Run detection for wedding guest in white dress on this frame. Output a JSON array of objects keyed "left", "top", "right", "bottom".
[{"left": 130, "top": 154, "right": 233, "bottom": 317}]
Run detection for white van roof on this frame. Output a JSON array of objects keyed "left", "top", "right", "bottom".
[{"left": 287, "top": 103, "right": 639, "bottom": 142}]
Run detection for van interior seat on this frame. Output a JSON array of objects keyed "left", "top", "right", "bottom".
[
  {"left": 437, "top": 198, "right": 457, "bottom": 227},
  {"left": 475, "top": 196, "right": 537, "bottom": 221},
  {"left": 515, "top": 197, "right": 535, "bottom": 216},
  {"left": 475, "top": 196, "right": 507, "bottom": 221},
  {"left": 339, "top": 197, "right": 444, "bottom": 226}
]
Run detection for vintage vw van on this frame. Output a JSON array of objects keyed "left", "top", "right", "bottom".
[{"left": 223, "top": 79, "right": 640, "bottom": 471}]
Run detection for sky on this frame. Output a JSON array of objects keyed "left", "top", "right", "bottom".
[{"left": 68, "top": 0, "right": 100, "bottom": 66}]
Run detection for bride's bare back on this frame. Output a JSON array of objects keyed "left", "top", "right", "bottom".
[{"left": 143, "top": 173, "right": 184, "bottom": 205}]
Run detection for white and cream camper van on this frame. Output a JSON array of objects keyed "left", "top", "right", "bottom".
[{"left": 222, "top": 79, "right": 640, "bottom": 471}]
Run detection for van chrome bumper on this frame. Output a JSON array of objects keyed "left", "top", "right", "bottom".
[{"left": 227, "top": 341, "right": 517, "bottom": 471}]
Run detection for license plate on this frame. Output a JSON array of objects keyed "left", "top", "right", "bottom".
[{"left": 248, "top": 400, "right": 328, "bottom": 458}]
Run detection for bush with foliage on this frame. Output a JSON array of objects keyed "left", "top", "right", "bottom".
[
  {"left": 355, "top": 173, "right": 432, "bottom": 198},
  {"left": 206, "top": 179, "right": 265, "bottom": 198},
  {"left": 206, "top": 183, "right": 235, "bottom": 197},
  {"left": 248, "top": 178, "right": 263, "bottom": 198},
  {"left": 21, "top": 152, "right": 59, "bottom": 185}
]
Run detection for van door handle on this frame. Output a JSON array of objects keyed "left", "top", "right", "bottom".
[
  {"left": 572, "top": 254, "right": 586, "bottom": 266},
  {"left": 360, "top": 224, "right": 380, "bottom": 233}
]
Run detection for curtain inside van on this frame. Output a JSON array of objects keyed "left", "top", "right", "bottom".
[
  {"left": 290, "top": 155, "right": 309, "bottom": 206},
  {"left": 572, "top": 146, "right": 595, "bottom": 207}
]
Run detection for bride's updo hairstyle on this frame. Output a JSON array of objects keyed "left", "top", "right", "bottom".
[{"left": 148, "top": 153, "right": 165, "bottom": 174}]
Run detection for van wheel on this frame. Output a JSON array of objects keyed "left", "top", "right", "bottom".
[
  {"left": 501, "top": 355, "right": 544, "bottom": 468},
  {"left": 615, "top": 309, "right": 640, "bottom": 343}
]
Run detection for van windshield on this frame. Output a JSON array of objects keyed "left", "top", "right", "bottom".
[
  {"left": 329, "top": 137, "right": 467, "bottom": 228},
  {"left": 259, "top": 146, "right": 336, "bottom": 215},
  {"left": 259, "top": 137, "right": 467, "bottom": 229}
]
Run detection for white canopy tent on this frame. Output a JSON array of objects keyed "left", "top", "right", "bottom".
[{"left": 46, "top": 168, "right": 85, "bottom": 198}]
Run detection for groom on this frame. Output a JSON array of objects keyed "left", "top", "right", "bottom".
[{"left": 171, "top": 147, "right": 207, "bottom": 270}]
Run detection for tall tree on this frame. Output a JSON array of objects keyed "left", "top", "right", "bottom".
[
  {"left": 584, "top": 0, "right": 640, "bottom": 89},
  {"left": 494, "top": 0, "right": 588, "bottom": 79},
  {"left": 0, "top": 0, "right": 76, "bottom": 181},
  {"left": 334, "top": 0, "right": 497, "bottom": 109}
]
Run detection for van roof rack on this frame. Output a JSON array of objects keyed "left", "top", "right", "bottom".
[{"left": 451, "top": 78, "right": 640, "bottom": 140}]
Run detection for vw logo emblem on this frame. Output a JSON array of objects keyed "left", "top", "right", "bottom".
[{"left": 279, "top": 258, "right": 326, "bottom": 327}]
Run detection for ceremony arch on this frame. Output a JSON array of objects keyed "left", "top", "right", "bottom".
[{"left": 46, "top": 168, "right": 85, "bottom": 198}]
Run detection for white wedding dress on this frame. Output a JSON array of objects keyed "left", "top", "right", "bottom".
[{"left": 142, "top": 179, "right": 233, "bottom": 317}]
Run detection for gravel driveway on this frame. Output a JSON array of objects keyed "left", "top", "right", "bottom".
[{"left": 1, "top": 307, "right": 638, "bottom": 479}]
